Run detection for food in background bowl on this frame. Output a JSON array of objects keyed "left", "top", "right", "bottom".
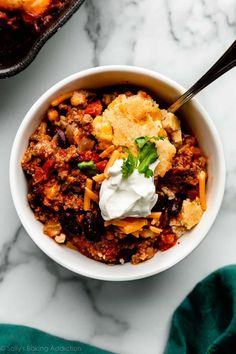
[
  {"left": 0, "top": 0, "right": 69, "bottom": 31},
  {"left": 21, "top": 86, "right": 207, "bottom": 265},
  {"left": 0, "top": 0, "right": 85, "bottom": 79}
]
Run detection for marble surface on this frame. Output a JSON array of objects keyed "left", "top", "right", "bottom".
[{"left": 0, "top": 0, "right": 236, "bottom": 353}]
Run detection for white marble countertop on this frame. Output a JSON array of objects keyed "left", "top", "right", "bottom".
[{"left": 0, "top": 1, "right": 236, "bottom": 353}]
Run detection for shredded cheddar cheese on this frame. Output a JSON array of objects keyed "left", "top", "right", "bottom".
[
  {"left": 84, "top": 178, "right": 93, "bottom": 211},
  {"left": 199, "top": 170, "right": 207, "bottom": 211},
  {"left": 99, "top": 145, "right": 115, "bottom": 158},
  {"left": 147, "top": 212, "right": 162, "bottom": 219},
  {"left": 105, "top": 218, "right": 148, "bottom": 234},
  {"left": 121, "top": 221, "right": 148, "bottom": 234},
  {"left": 149, "top": 226, "right": 162, "bottom": 234},
  {"left": 104, "top": 149, "right": 120, "bottom": 178},
  {"left": 93, "top": 173, "right": 106, "bottom": 183},
  {"left": 85, "top": 187, "right": 99, "bottom": 204}
]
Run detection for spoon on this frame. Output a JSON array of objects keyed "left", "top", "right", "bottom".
[{"left": 168, "top": 40, "right": 236, "bottom": 113}]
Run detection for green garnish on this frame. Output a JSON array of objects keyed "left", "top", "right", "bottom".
[
  {"left": 121, "top": 136, "right": 161, "bottom": 179},
  {"left": 121, "top": 149, "right": 137, "bottom": 179},
  {"left": 78, "top": 161, "right": 96, "bottom": 176},
  {"left": 137, "top": 141, "right": 158, "bottom": 178},
  {"left": 135, "top": 136, "right": 163, "bottom": 149},
  {"left": 135, "top": 136, "right": 150, "bottom": 149}
]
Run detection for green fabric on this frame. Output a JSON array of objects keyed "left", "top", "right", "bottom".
[
  {"left": 0, "top": 324, "right": 114, "bottom": 353},
  {"left": 164, "top": 265, "right": 236, "bottom": 354},
  {"left": 1, "top": 265, "right": 236, "bottom": 354}
]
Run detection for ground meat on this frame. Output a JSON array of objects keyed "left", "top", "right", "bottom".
[
  {"left": 156, "top": 232, "right": 177, "bottom": 251},
  {"left": 63, "top": 193, "right": 83, "bottom": 211},
  {"left": 102, "top": 92, "right": 119, "bottom": 106},
  {"left": 158, "top": 135, "right": 207, "bottom": 195},
  {"left": 132, "top": 240, "right": 157, "bottom": 265}
]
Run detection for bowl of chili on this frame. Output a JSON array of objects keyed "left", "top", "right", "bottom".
[{"left": 9, "top": 66, "right": 225, "bottom": 280}]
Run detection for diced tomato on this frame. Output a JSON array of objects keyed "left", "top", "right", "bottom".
[
  {"left": 58, "top": 149, "right": 67, "bottom": 157},
  {"left": 158, "top": 233, "right": 177, "bottom": 251},
  {"left": 96, "top": 160, "right": 108, "bottom": 173},
  {"left": 33, "top": 159, "right": 55, "bottom": 184},
  {"left": 34, "top": 167, "right": 45, "bottom": 184},
  {"left": 78, "top": 151, "right": 100, "bottom": 163},
  {"left": 42, "top": 159, "right": 55, "bottom": 174},
  {"left": 103, "top": 243, "right": 118, "bottom": 261},
  {"left": 84, "top": 100, "right": 103, "bottom": 117}
]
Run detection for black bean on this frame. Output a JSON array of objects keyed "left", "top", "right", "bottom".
[
  {"left": 46, "top": 123, "right": 55, "bottom": 137},
  {"left": 152, "top": 193, "right": 168, "bottom": 212},
  {"left": 167, "top": 198, "right": 183, "bottom": 217},
  {"left": 83, "top": 210, "right": 104, "bottom": 242},
  {"left": 28, "top": 184, "right": 44, "bottom": 207},
  {"left": 159, "top": 210, "right": 170, "bottom": 228},
  {"left": 55, "top": 127, "right": 68, "bottom": 148},
  {"left": 176, "top": 191, "right": 187, "bottom": 200},
  {"left": 60, "top": 211, "right": 82, "bottom": 238}
]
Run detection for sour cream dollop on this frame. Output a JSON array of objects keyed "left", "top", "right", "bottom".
[{"left": 99, "top": 159, "right": 159, "bottom": 220}]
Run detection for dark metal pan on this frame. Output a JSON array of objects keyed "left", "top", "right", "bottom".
[{"left": 0, "top": 0, "right": 85, "bottom": 79}]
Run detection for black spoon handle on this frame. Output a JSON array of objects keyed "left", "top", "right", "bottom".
[{"left": 168, "top": 40, "right": 236, "bottom": 113}]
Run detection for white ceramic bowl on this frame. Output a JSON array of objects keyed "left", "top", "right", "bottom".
[{"left": 10, "top": 66, "right": 225, "bottom": 281}]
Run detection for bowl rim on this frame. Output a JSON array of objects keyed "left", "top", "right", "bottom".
[{"left": 9, "top": 65, "right": 226, "bottom": 281}]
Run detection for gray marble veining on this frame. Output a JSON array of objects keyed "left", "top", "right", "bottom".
[{"left": 0, "top": 1, "right": 236, "bottom": 353}]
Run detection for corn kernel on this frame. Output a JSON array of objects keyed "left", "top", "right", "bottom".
[
  {"left": 92, "top": 116, "right": 113, "bottom": 142},
  {"left": 71, "top": 91, "right": 81, "bottom": 106},
  {"left": 158, "top": 128, "right": 167, "bottom": 138},
  {"left": 47, "top": 108, "right": 59, "bottom": 122}
]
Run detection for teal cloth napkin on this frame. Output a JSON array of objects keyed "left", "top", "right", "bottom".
[
  {"left": 0, "top": 324, "right": 114, "bottom": 353},
  {"left": 1, "top": 265, "right": 236, "bottom": 354},
  {"left": 164, "top": 265, "right": 236, "bottom": 354}
]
